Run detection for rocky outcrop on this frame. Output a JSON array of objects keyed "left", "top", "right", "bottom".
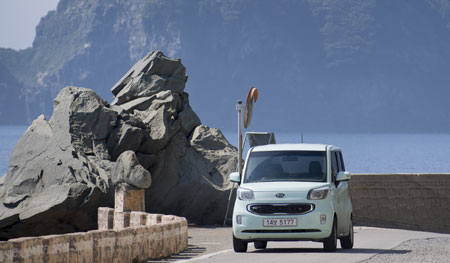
[
  {"left": 110, "top": 51, "right": 237, "bottom": 224},
  {"left": 0, "top": 113, "right": 113, "bottom": 240},
  {"left": 0, "top": 51, "right": 237, "bottom": 240}
]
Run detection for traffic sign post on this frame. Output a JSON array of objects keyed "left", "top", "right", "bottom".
[{"left": 223, "top": 87, "right": 259, "bottom": 226}]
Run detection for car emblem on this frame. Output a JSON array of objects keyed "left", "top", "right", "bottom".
[{"left": 275, "top": 193, "right": 285, "bottom": 198}]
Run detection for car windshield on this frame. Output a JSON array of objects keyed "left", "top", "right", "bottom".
[{"left": 244, "top": 151, "right": 327, "bottom": 183}]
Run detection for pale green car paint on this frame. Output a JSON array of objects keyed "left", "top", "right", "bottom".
[{"left": 231, "top": 144, "right": 353, "bottom": 247}]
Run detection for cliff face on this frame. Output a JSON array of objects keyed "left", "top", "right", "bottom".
[
  {"left": 2, "top": 0, "right": 450, "bottom": 132},
  {"left": 0, "top": 0, "right": 145, "bottom": 123},
  {"left": 0, "top": 63, "right": 25, "bottom": 124}
]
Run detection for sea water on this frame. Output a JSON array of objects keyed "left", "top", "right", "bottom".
[
  {"left": 223, "top": 131, "right": 450, "bottom": 174},
  {"left": 1, "top": 126, "right": 450, "bottom": 176}
]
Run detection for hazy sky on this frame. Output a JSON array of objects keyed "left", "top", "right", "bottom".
[{"left": 0, "top": 0, "right": 59, "bottom": 50}]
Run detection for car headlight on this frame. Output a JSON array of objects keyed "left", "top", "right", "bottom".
[
  {"left": 308, "top": 186, "right": 330, "bottom": 200},
  {"left": 237, "top": 188, "right": 254, "bottom": 201}
]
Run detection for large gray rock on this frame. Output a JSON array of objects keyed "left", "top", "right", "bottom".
[
  {"left": 50, "top": 86, "right": 118, "bottom": 158},
  {"left": 146, "top": 127, "right": 237, "bottom": 224},
  {"left": 0, "top": 86, "right": 148, "bottom": 240},
  {"left": 111, "top": 51, "right": 187, "bottom": 105},
  {"left": 112, "top": 51, "right": 236, "bottom": 224},
  {"left": 0, "top": 114, "right": 113, "bottom": 240},
  {"left": 0, "top": 51, "right": 237, "bottom": 240},
  {"left": 112, "top": 151, "right": 151, "bottom": 189}
]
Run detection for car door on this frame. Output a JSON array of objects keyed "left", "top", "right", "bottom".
[
  {"left": 338, "top": 151, "right": 352, "bottom": 231},
  {"left": 331, "top": 151, "right": 348, "bottom": 236}
]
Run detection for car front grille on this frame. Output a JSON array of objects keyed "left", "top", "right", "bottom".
[{"left": 247, "top": 203, "right": 314, "bottom": 215}]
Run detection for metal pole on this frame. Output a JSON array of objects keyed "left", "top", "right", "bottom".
[
  {"left": 223, "top": 100, "right": 243, "bottom": 227},
  {"left": 237, "top": 100, "right": 243, "bottom": 175}
]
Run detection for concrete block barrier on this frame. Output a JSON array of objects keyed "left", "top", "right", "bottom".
[
  {"left": 130, "top": 212, "right": 148, "bottom": 227},
  {"left": 98, "top": 207, "right": 114, "bottom": 230},
  {"left": 0, "top": 214, "right": 188, "bottom": 263},
  {"left": 0, "top": 181, "right": 188, "bottom": 262},
  {"left": 114, "top": 188, "right": 145, "bottom": 212},
  {"left": 349, "top": 173, "right": 450, "bottom": 233}
]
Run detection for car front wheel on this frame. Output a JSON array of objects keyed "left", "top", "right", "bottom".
[
  {"left": 340, "top": 218, "right": 354, "bottom": 249},
  {"left": 233, "top": 235, "right": 248, "bottom": 252},
  {"left": 323, "top": 218, "right": 337, "bottom": 252}
]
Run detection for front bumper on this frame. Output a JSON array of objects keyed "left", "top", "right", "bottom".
[{"left": 232, "top": 200, "right": 334, "bottom": 241}]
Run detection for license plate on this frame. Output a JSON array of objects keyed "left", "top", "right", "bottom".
[{"left": 263, "top": 218, "right": 297, "bottom": 227}]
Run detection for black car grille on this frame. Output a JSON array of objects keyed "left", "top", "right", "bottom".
[{"left": 247, "top": 204, "right": 314, "bottom": 215}]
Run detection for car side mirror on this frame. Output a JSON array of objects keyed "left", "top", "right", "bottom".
[
  {"left": 336, "top": 171, "right": 351, "bottom": 181},
  {"left": 229, "top": 172, "right": 241, "bottom": 183}
]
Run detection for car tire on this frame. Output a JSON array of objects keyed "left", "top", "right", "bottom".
[
  {"left": 233, "top": 235, "right": 248, "bottom": 252},
  {"left": 323, "top": 218, "right": 337, "bottom": 252},
  {"left": 254, "top": 241, "right": 267, "bottom": 249},
  {"left": 340, "top": 218, "right": 354, "bottom": 249}
]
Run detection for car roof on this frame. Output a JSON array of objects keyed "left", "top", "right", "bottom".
[{"left": 251, "top": 143, "right": 338, "bottom": 152}]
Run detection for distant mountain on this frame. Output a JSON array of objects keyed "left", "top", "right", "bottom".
[
  {"left": 1, "top": 0, "right": 450, "bottom": 132},
  {"left": 0, "top": 61, "right": 26, "bottom": 124}
]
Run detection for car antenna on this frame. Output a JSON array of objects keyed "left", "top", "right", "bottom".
[{"left": 301, "top": 132, "right": 304, "bottom": 143}]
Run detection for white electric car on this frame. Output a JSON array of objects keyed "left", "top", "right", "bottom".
[{"left": 230, "top": 144, "right": 353, "bottom": 252}]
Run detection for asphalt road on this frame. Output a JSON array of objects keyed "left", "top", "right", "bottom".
[{"left": 148, "top": 226, "right": 450, "bottom": 263}]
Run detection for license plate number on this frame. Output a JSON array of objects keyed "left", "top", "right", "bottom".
[{"left": 263, "top": 218, "right": 297, "bottom": 227}]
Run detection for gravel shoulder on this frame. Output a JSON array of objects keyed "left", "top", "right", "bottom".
[{"left": 360, "top": 237, "right": 450, "bottom": 263}]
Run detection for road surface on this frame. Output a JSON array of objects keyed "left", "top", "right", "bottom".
[{"left": 148, "top": 226, "right": 450, "bottom": 263}]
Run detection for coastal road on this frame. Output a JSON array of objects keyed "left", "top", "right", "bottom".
[{"left": 149, "top": 226, "right": 450, "bottom": 263}]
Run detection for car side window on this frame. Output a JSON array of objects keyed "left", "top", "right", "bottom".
[
  {"left": 335, "top": 152, "right": 342, "bottom": 172},
  {"left": 338, "top": 151, "right": 345, "bottom": 171},
  {"left": 331, "top": 151, "right": 338, "bottom": 185}
]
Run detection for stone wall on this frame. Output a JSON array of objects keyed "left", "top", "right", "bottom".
[
  {"left": 349, "top": 173, "right": 450, "bottom": 233},
  {"left": 0, "top": 213, "right": 187, "bottom": 263}
]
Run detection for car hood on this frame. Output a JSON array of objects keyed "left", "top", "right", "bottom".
[{"left": 240, "top": 182, "right": 329, "bottom": 192}]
